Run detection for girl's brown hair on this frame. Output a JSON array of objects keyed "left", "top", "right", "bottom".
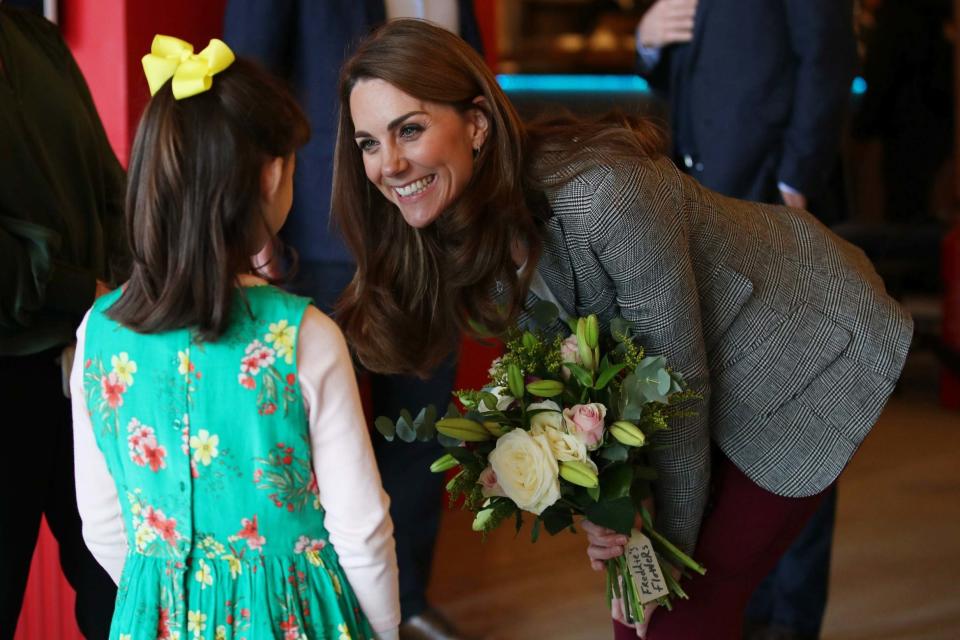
[
  {"left": 333, "top": 20, "right": 666, "bottom": 377},
  {"left": 108, "top": 58, "right": 309, "bottom": 341}
]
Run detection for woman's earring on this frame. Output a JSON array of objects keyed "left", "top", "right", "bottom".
[{"left": 472, "top": 146, "right": 480, "bottom": 161}]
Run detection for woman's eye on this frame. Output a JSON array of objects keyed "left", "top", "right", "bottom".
[
  {"left": 358, "top": 139, "right": 378, "bottom": 152},
  {"left": 399, "top": 124, "right": 422, "bottom": 139}
]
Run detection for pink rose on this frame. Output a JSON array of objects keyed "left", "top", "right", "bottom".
[
  {"left": 562, "top": 403, "right": 607, "bottom": 450},
  {"left": 560, "top": 335, "right": 582, "bottom": 379},
  {"left": 477, "top": 465, "right": 506, "bottom": 498}
]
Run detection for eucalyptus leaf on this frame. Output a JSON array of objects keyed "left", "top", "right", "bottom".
[
  {"left": 599, "top": 443, "right": 628, "bottom": 462},
  {"left": 587, "top": 485, "right": 601, "bottom": 502},
  {"left": 531, "top": 517, "right": 542, "bottom": 543},
  {"left": 610, "top": 316, "right": 631, "bottom": 339},
  {"left": 374, "top": 416, "right": 395, "bottom": 441},
  {"left": 414, "top": 405, "right": 437, "bottom": 441},
  {"left": 437, "top": 432, "right": 460, "bottom": 448},
  {"left": 530, "top": 300, "right": 561, "bottom": 329},
  {"left": 395, "top": 414, "right": 416, "bottom": 443},
  {"left": 629, "top": 358, "right": 670, "bottom": 404},
  {"left": 445, "top": 403, "right": 462, "bottom": 418}
]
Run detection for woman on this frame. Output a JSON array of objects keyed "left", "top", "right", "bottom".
[{"left": 331, "top": 19, "right": 912, "bottom": 639}]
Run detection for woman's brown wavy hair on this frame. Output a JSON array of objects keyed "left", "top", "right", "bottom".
[
  {"left": 333, "top": 19, "right": 666, "bottom": 377},
  {"left": 108, "top": 58, "right": 309, "bottom": 341}
]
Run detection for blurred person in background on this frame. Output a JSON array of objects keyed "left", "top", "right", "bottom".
[{"left": 0, "top": 4, "right": 124, "bottom": 638}]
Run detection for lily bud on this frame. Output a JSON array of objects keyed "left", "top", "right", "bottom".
[
  {"left": 576, "top": 318, "right": 595, "bottom": 371},
  {"left": 611, "top": 420, "right": 646, "bottom": 448},
  {"left": 559, "top": 460, "right": 599, "bottom": 489},
  {"left": 482, "top": 421, "right": 508, "bottom": 437},
  {"left": 436, "top": 417, "right": 492, "bottom": 442},
  {"left": 525, "top": 379, "right": 565, "bottom": 398},
  {"left": 507, "top": 363, "right": 525, "bottom": 400},
  {"left": 585, "top": 314, "right": 599, "bottom": 349},
  {"left": 472, "top": 505, "right": 495, "bottom": 532},
  {"left": 429, "top": 453, "right": 459, "bottom": 473}
]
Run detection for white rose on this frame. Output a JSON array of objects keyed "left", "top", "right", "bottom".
[
  {"left": 530, "top": 420, "right": 589, "bottom": 463},
  {"left": 479, "top": 386, "right": 515, "bottom": 413},
  {"left": 529, "top": 401, "right": 588, "bottom": 461},
  {"left": 488, "top": 429, "right": 561, "bottom": 515},
  {"left": 528, "top": 400, "right": 564, "bottom": 431}
]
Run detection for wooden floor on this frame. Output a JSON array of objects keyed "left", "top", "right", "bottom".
[{"left": 425, "top": 353, "right": 960, "bottom": 639}]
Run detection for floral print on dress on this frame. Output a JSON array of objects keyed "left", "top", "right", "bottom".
[
  {"left": 127, "top": 418, "right": 167, "bottom": 472},
  {"left": 293, "top": 535, "right": 327, "bottom": 568},
  {"left": 254, "top": 438, "right": 320, "bottom": 512},
  {"left": 83, "top": 352, "right": 138, "bottom": 434},
  {"left": 237, "top": 320, "right": 299, "bottom": 416},
  {"left": 190, "top": 429, "right": 220, "bottom": 467},
  {"left": 187, "top": 610, "right": 207, "bottom": 638},
  {"left": 229, "top": 515, "right": 266, "bottom": 552},
  {"left": 128, "top": 490, "right": 184, "bottom": 556},
  {"left": 195, "top": 533, "right": 253, "bottom": 581}
]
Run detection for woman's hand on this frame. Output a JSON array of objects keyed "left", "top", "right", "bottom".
[{"left": 583, "top": 519, "right": 631, "bottom": 571}]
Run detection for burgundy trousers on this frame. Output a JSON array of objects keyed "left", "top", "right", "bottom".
[{"left": 613, "top": 452, "right": 829, "bottom": 640}]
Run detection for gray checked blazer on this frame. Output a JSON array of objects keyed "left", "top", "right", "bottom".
[{"left": 520, "top": 155, "right": 913, "bottom": 553}]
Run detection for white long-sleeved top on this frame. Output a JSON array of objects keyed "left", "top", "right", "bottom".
[{"left": 70, "top": 284, "right": 400, "bottom": 638}]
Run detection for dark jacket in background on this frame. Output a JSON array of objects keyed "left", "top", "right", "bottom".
[
  {"left": 640, "top": 0, "right": 857, "bottom": 205},
  {"left": 0, "top": 6, "right": 127, "bottom": 355}
]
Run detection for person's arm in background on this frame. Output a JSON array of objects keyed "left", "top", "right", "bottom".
[
  {"left": 777, "top": 0, "right": 857, "bottom": 208},
  {"left": 634, "top": 0, "right": 697, "bottom": 79}
]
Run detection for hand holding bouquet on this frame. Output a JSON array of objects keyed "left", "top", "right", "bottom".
[{"left": 376, "top": 303, "right": 705, "bottom": 624}]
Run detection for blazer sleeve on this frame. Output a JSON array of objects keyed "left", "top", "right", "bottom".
[
  {"left": 588, "top": 159, "right": 711, "bottom": 555},
  {"left": 777, "top": 0, "right": 857, "bottom": 197}
]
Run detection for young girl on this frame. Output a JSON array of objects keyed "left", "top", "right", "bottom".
[{"left": 70, "top": 36, "right": 399, "bottom": 640}]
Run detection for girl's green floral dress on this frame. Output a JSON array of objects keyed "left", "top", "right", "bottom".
[{"left": 81, "top": 285, "right": 375, "bottom": 640}]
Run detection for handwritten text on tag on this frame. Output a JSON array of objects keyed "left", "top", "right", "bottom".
[{"left": 625, "top": 529, "right": 669, "bottom": 604}]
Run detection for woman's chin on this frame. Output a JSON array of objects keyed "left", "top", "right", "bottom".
[{"left": 399, "top": 206, "right": 442, "bottom": 229}]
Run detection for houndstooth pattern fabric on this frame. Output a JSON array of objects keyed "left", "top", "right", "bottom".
[{"left": 523, "top": 156, "right": 913, "bottom": 553}]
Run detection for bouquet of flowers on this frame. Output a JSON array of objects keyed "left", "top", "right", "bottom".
[{"left": 375, "top": 303, "right": 705, "bottom": 623}]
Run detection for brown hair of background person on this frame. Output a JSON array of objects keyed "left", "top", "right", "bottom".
[{"left": 108, "top": 58, "right": 309, "bottom": 342}]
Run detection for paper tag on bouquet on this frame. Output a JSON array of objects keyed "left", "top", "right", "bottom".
[{"left": 624, "top": 529, "right": 670, "bottom": 604}]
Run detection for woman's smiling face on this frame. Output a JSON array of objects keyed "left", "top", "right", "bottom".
[{"left": 349, "top": 78, "right": 488, "bottom": 228}]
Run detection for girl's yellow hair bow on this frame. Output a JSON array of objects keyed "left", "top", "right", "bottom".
[{"left": 142, "top": 35, "right": 235, "bottom": 100}]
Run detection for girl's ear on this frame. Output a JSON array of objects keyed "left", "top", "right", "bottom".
[
  {"left": 260, "top": 156, "right": 285, "bottom": 206},
  {"left": 468, "top": 95, "right": 490, "bottom": 150}
]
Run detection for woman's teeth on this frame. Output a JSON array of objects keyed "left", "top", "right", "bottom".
[{"left": 395, "top": 175, "right": 434, "bottom": 197}]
